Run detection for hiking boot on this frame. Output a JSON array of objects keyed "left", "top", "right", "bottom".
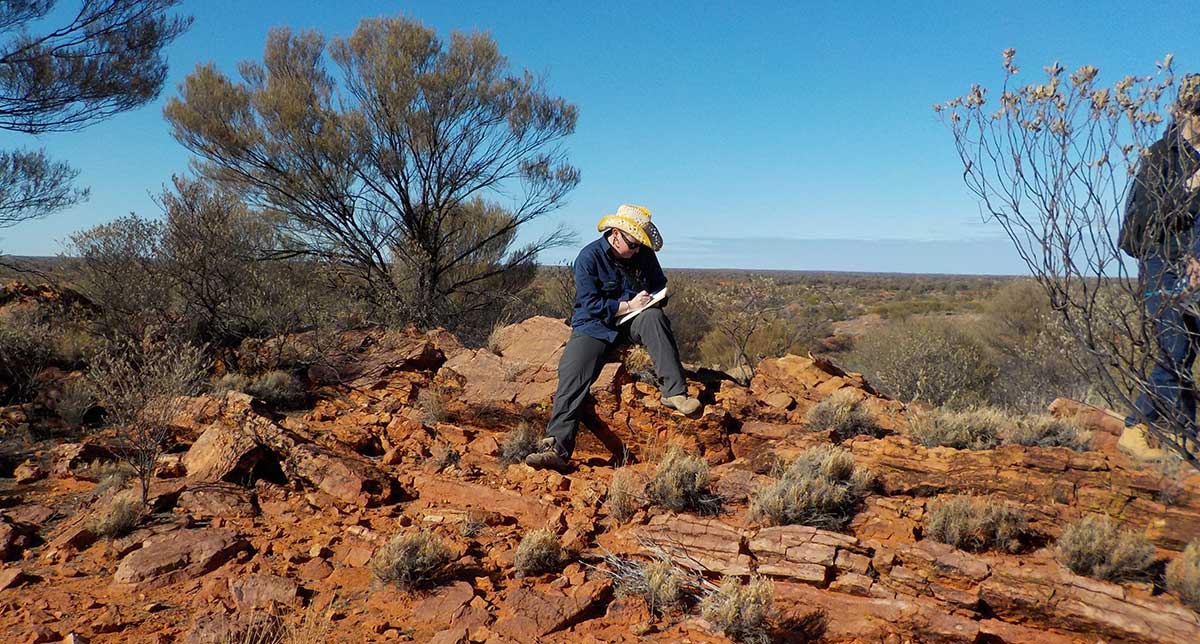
[
  {"left": 662, "top": 394, "right": 701, "bottom": 415},
  {"left": 525, "top": 438, "right": 571, "bottom": 473},
  {"left": 1118, "top": 423, "right": 1169, "bottom": 461}
]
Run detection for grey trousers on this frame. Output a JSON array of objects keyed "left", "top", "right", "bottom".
[{"left": 545, "top": 308, "right": 687, "bottom": 457}]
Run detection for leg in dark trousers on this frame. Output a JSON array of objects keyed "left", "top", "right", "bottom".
[
  {"left": 545, "top": 333, "right": 611, "bottom": 458},
  {"left": 1131, "top": 257, "right": 1200, "bottom": 441},
  {"left": 628, "top": 307, "right": 687, "bottom": 398}
]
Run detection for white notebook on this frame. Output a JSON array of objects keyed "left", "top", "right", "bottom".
[{"left": 617, "top": 287, "right": 668, "bottom": 325}]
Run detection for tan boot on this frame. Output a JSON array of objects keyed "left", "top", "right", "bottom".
[
  {"left": 662, "top": 394, "right": 701, "bottom": 415},
  {"left": 1118, "top": 423, "right": 1169, "bottom": 461}
]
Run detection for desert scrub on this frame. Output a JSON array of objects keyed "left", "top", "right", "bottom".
[
  {"left": 370, "top": 531, "right": 454, "bottom": 590},
  {"left": 700, "top": 575, "right": 774, "bottom": 644},
  {"left": 907, "top": 407, "right": 1005, "bottom": 450},
  {"left": 1167, "top": 541, "right": 1200, "bottom": 612},
  {"left": 647, "top": 446, "right": 721, "bottom": 514},
  {"left": 1055, "top": 516, "right": 1156, "bottom": 582},
  {"left": 89, "top": 493, "right": 144, "bottom": 538},
  {"left": 924, "top": 496, "right": 1028, "bottom": 553},
  {"left": 749, "top": 445, "right": 874, "bottom": 530},
  {"left": 1002, "top": 415, "right": 1090, "bottom": 450},
  {"left": 244, "top": 370, "right": 306, "bottom": 408},
  {"left": 805, "top": 389, "right": 877, "bottom": 441},
  {"left": 514, "top": 528, "right": 564, "bottom": 576},
  {"left": 642, "top": 560, "right": 685, "bottom": 614},
  {"left": 499, "top": 422, "right": 542, "bottom": 465},
  {"left": 606, "top": 468, "right": 641, "bottom": 522}
]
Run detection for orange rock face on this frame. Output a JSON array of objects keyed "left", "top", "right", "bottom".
[{"left": 2, "top": 316, "right": 1199, "bottom": 643}]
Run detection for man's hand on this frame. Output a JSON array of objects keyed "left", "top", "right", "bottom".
[
  {"left": 1188, "top": 257, "right": 1200, "bottom": 289},
  {"left": 628, "top": 291, "right": 652, "bottom": 310}
]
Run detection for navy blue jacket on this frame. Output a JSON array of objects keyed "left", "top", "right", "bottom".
[{"left": 570, "top": 235, "right": 668, "bottom": 342}]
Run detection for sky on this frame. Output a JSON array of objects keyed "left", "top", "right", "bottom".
[{"left": 2, "top": 0, "right": 1197, "bottom": 274}]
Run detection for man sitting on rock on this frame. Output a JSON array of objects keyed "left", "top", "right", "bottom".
[{"left": 525, "top": 204, "right": 701, "bottom": 472}]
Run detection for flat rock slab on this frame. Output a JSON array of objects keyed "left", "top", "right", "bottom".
[
  {"left": 635, "top": 514, "right": 751, "bottom": 576},
  {"left": 412, "top": 474, "right": 559, "bottom": 527},
  {"left": 492, "top": 579, "right": 612, "bottom": 638},
  {"left": 113, "top": 528, "right": 247, "bottom": 588}
]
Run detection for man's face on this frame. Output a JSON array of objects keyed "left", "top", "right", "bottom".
[{"left": 610, "top": 229, "right": 642, "bottom": 259}]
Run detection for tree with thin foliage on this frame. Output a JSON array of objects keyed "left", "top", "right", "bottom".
[
  {"left": 940, "top": 51, "right": 1200, "bottom": 465},
  {"left": 86, "top": 335, "right": 206, "bottom": 504},
  {"left": 164, "top": 16, "right": 578, "bottom": 330},
  {"left": 0, "top": 1, "right": 190, "bottom": 234}
]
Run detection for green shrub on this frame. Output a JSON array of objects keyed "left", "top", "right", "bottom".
[
  {"left": 514, "top": 529, "right": 564, "bottom": 576},
  {"left": 647, "top": 446, "right": 720, "bottom": 514},
  {"left": 700, "top": 576, "right": 774, "bottom": 644},
  {"left": 1055, "top": 516, "right": 1156, "bottom": 582},
  {"left": 245, "top": 370, "right": 305, "bottom": 408},
  {"left": 805, "top": 389, "right": 877, "bottom": 441},
  {"left": 846, "top": 317, "right": 998, "bottom": 408},
  {"left": 1167, "top": 541, "right": 1200, "bottom": 612},
  {"left": 1003, "top": 415, "right": 1090, "bottom": 451},
  {"left": 908, "top": 408, "right": 1005, "bottom": 450},
  {"left": 499, "top": 422, "right": 542, "bottom": 466},
  {"left": 749, "top": 445, "right": 874, "bottom": 530},
  {"left": 924, "top": 496, "right": 1028, "bottom": 553},
  {"left": 370, "top": 531, "right": 454, "bottom": 590}
]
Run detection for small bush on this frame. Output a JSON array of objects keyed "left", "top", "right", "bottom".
[
  {"left": 1003, "top": 415, "right": 1090, "bottom": 451},
  {"left": 700, "top": 576, "right": 774, "bottom": 644},
  {"left": 606, "top": 468, "right": 640, "bottom": 522},
  {"left": 56, "top": 378, "right": 95, "bottom": 427},
  {"left": 90, "top": 493, "right": 144, "bottom": 538},
  {"left": 643, "top": 560, "right": 684, "bottom": 614},
  {"left": 1055, "top": 516, "right": 1156, "bottom": 582},
  {"left": 805, "top": 389, "right": 877, "bottom": 441},
  {"left": 924, "top": 496, "right": 1028, "bottom": 553},
  {"left": 416, "top": 385, "right": 450, "bottom": 425},
  {"left": 908, "top": 408, "right": 1005, "bottom": 450},
  {"left": 647, "top": 446, "right": 720, "bottom": 514},
  {"left": 514, "top": 529, "right": 564, "bottom": 576},
  {"left": 749, "top": 445, "right": 874, "bottom": 530},
  {"left": 1167, "top": 541, "right": 1200, "bottom": 612},
  {"left": 245, "top": 370, "right": 306, "bottom": 408},
  {"left": 0, "top": 319, "right": 53, "bottom": 404},
  {"left": 212, "top": 372, "right": 252, "bottom": 395},
  {"left": 370, "top": 531, "right": 454, "bottom": 590},
  {"left": 499, "top": 422, "right": 542, "bottom": 466}
]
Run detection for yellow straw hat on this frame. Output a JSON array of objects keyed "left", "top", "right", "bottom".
[{"left": 596, "top": 204, "right": 663, "bottom": 251}]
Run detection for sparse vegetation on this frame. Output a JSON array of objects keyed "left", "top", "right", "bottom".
[
  {"left": 749, "top": 445, "right": 874, "bottom": 530},
  {"left": 416, "top": 385, "right": 451, "bottom": 426},
  {"left": 805, "top": 389, "right": 877, "bottom": 441},
  {"left": 700, "top": 575, "right": 774, "bottom": 644},
  {"left": 1167, "top": 541, "right": 1200, "bottom": 612},
  {"left": 907, "top": 408, "right": 1005, "bottom": 450},
  {"left": 370, "top": 531, "right": 455, "bottom": 590},
  {"left": 55, "top": 378, "right": 94, "bottom": 427},
  {"left": 643, "top": 560, "right": 685, "bottom": 614},
  {"left": 924, "top": 496, "right": 1029, "bottom": 553},
  {"left": 606, "top": 468, "right": 641, "bottom": 522},
  {"left": 244, "top": 370, "right": 305, "bottom": 409},
  {"left": 1003, "top": 415, "right": 1090, "bottom": 451},
  {"left": 1055, "top": 516, "right": 1157, "bottom": 582},
  {"left": 89, "top": 493, "right": 144, "bottom": 538},
  {"left": 499, "top": 422, "right": 543, "bottom": 466},
  {"left": 647, "top": 446, "right": 721, "bottom": 514},
  {"left": 514, "top": 529, "right": 564, "bottom": 576}
]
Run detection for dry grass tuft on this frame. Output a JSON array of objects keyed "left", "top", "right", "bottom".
[
  {"left": 700, "top": 575, "right": 774, "bottom": 644},
  {"left": 907, "top": 407, "right": 1005, "bottom": 450},
  {"left": 643, "top": 560, "right": 685, "bottom": 614},
  {"left": 370, "top": 530, "right": 454, "bottom": 590},
  {"left": 606, "top": 468, "right": 641, "bottom": 522},
  {"left": 1167, "top": 541, "right": 1200, "bottom": 612},
  {"left": 1003, "top": 415, "right": 1090, "bottom": 450},
  {"left": 924, "top": 496, "right": 1028, "bottom": 553},
  {"left": 805, "top": 389, "right": 877, "bottom": 441},
  {"left": 244, "top": 370, "right": 306, "bottom": 408},
  {"left": 514, "top": 528, "right": 564, "bottom": 576},
  {"left": 647, "top": 446, "right": 721, "bottom": 514},
  {"left": 89, "top": 493, "right": 144, "bottom": 538},
  {"left": 499, "top": 422, "right": 543, "bottom": 465},
  {"left": 749, "top": 445, "right": 874, "bottom": 530},
  {"left": 1055, "top": 516, "right": 1156, "bottom": 582}
]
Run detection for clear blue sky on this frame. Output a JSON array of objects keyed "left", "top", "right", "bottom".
[{"left": 2, "top": 0, "right": 1196, "bottom": 274}]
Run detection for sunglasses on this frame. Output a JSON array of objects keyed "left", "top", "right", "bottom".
[{"left": 617, "top": 230, "right": 641, "bottom": 248}]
